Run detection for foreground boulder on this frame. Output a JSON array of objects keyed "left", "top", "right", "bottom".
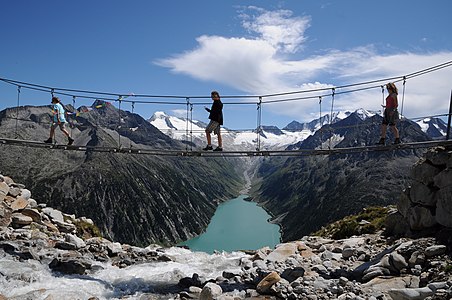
[{"left": 387, "top": 146, "right": 452, "bottom": 247}]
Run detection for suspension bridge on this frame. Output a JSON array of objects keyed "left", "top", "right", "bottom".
[{"left": 1, "top": 61, "right": 452, "bottom": 157}]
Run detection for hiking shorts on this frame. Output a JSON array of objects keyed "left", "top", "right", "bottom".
[
  {"left": 51, "top": 122, "right": 67, "bottom": 131},
  {"left": 206, "top": 120, "right": 221, "bottom": 135},
  {"left": 382, "top": 108, "right": 399, "bottom": 126}
]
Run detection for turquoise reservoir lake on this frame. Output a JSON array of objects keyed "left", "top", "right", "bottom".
[{"left": 181, "top": 195, "right": 281, "bottom": 254}]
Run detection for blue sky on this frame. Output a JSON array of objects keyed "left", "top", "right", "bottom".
[{"left": 1, "top": 0, "right": 452, "bottom": 130}]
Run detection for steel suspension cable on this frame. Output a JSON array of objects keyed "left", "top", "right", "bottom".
[{"left": 1, "top": 60, "right": 451, "bottom": 103}]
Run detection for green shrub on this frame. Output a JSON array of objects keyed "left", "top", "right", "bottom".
[
  {"left": 75, "top": 220, "right": 102, "bottom": 239},
  {"left": 445, "top": 264, "right": 452, "bottom": 273},
  {"left": 315, "top": 206, "right": 391, "bottom": 239}
]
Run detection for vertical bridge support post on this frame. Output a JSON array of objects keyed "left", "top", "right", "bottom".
[{"left": 447, "top": 89, "right": 452, "bottom": 140}]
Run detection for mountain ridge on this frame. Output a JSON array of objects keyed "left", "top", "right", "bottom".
[{"left": 148, "top": 109, "right": 447, "bottom": 151}]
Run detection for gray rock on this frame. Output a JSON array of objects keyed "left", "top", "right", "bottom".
[
  {"left": 435, "top": 185, "right": 452, "bottom": 227},
  {"left": 409, "top": 183, "right": 436, "bottom": 207},
  {"left": 425, "top": 245, "right": 447, "bottom": 258},
  {"left": 407, "top": 206, "right": 437, "bottom": 230},
  {"left": 434, "top": 169, "right": 452, "bottom": 188},
  {"left": 266, "top": 243, "right": 297, "bottom": 262},
  {"left": 425, "top": 147, "right": 451, "bottom": 166},
  {"left": 342, "top": 247, "right": 355, "bottom": 259},
  {"left": 10, "top": 197, "right": 29, "bottom": 211},
  {"left": 0, "top": 182, "right": 10, "bottom": 201},
  {"left": 397, "top": 190, "right": 412, "bottom": 218},
  {"left": 387, "top": 286, "right": 433, "bottom": 300},
  {"left": 11, "top": 213, "right": 33, "bottom": 226},
  {"left": 362, "top": 267, "right": 389, "bottom": 282},
  {"left": 200, "top": 282, "right": 222, "bottom": 300},
  {"left": 427, "top": 281, "right": 448, "bottom": 292},
  {"left": 408, "top": 251, "right": 425, "bottom": 267},
  {"left": 179, "top": 273, "right": 202, "bottom": 288},
  {"left": 281, "top": 267, "right": 305, "bottom": 283},
  {"left": 21, "top": 208, "right": 42, "bottom": 223},
  {"left": 389, "top": 252, "right": 408, "bottom": 272},
  {"left": 49, "top": 258, "right": 89, "bottom": 275},
  {"left": 0, "top": 204, "right": 12, "bottom": 227},
  {"left": 42, "top": 207, "right": 64, "bottom": 223},
  {"left": 55, "top": 240, "right": 78, "bottom": 250},
  {"left": 19, "top": 189, "right": 32, "bottom": 200},
  {"left": 188, "top": 286, "right": 202, "bottom": 294},
  {"left": 256, "top": 271, "right": 280, "bottom": 294},
  {"left": 385, "top": 210, "right": 410, "bottom": 237},
  {"left": 54, "top": 219, "right": 76, "bottom": 233},
  {"left": 106, "top": 242, "right": 123, "bottom": 256},
  {"left": 411, "top": 161, "right": 441, "bottom": 185},
  {"left": 80, "top": 216, "right": 94, "bottom": 225},
  {"left": 65, "top": 233, "right": 86, "bottom": 249},
  {"left": 8, "top": 187, "right": 21, "bottom": 197}
]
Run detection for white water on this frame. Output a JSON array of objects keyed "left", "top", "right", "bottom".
[{"left": 0, "top": 247, "right": 248, "bottom": 299}]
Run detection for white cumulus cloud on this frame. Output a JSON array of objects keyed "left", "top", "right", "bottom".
[{"left": 156, "top": 7, "right": 452, "bottom": 122}]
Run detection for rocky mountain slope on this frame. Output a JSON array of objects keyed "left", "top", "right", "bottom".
[
  {"left": 0, "top": 102, "right": 244, "bottom": 246},
  {"left": 252, "top": 111, "right": 436, "bottom": 242}
]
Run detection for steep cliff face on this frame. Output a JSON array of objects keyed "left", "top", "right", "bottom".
[
  {"left": 0, "top": 103, "right": 244, "bottom": 246},
  {"left": 253, "top": 113, "right": 431, "bottom": 242}
]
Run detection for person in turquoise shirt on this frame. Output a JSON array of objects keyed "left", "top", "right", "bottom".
[{"left": 44, "top": 97, "right": 74, "bottom": 145}]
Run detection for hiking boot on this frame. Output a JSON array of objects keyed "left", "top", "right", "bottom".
[
  {"left": 376, "top": 138, "right": 385, "bottom": 145},
  {"left": 44, "top": 138, "right": 53, "bottom": 144},
  {"left": 213, "top": 147, "right": 223, "bottom": 152},
  {"left": 393, "top": 138, "right": 401, "bottom": 145},
  {"left": 202, "top": 145, "right": 213, "bottom": 151},
  {"left": 68, "top": 137, "right": 74, "bottom": 145}
]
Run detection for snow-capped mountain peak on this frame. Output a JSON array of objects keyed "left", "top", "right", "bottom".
[
  {"left": 416, "top": 117, "right": 448, "bottom": 139},
  {"left": 148, "top": 108, "right": 445, "bottom": 150}
]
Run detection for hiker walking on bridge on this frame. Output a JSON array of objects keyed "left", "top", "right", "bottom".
[
  {"left": 203, "top": 91, "right": 223, "bottom": 151},
  {"left": 44, "top": 97, "right": 74, "bottom": 145},
  {"left": 377, "top": 82, "right": 401, "bottom": 145}
]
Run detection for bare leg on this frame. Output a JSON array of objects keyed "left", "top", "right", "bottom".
[
  {"left": 391, "top": 125, "right": 400, "bottom": 139},
  {"left": 206, "top": 130, "right": 212, "bottom": 145},
  {"left": 49, "top": 126, "right": 56, "bottom": 139},
  {"left": 217, "top": 130, "right": 222, "bottom": 148},
  {"left": 380, "top": 124, "right": 387, "bottom": 139},
  {"left": 61, "top": 128, "right": 70, "bottom": 138}
]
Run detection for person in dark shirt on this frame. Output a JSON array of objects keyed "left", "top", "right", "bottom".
[{"left": 203, "top": 91, "right": 223, "bottom": 151}]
